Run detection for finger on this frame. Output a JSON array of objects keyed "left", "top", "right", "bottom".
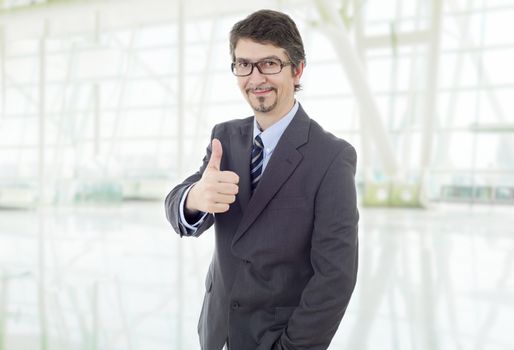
[
  {"left": 218, "top": 170, "right": 240, "bottom": 184},
  {"left": 208, "top": 203, "right": 230, "bottom": 213},
  {"left": 207, "top": 138, "right": 223, "bottom": 171},
  {"left": 216, "top": 183, "right": 239, "bottom": 195},
  {"left": 212, "top": 193, "right": 236, "bottom": 204}
]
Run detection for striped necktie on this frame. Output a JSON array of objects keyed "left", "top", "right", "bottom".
[{"left": 250, "top": 135, "right": 264, "bottom": 192}]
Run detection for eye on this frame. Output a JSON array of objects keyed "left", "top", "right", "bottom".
[
  {"left": 237, "top": 61, "right": 250, "bottom": 68},
  {"left": 263, "top": 59, "right": 279, "bottom": 67}
]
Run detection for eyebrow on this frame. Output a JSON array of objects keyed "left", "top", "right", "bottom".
[{"left": 234, "top": 55, "right": 282, "bottom": 62}]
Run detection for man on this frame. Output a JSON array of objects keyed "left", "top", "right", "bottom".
[{"left": 165, "top": 9, "right": 358, "bottom": 350}]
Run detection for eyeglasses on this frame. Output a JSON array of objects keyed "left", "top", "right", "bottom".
[{"left": 231, "top": 58, "right": 292, "bottom": 77}]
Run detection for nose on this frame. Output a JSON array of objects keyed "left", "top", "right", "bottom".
[{"left": 247, "top": 65, "right": 266, "bottom": 85}]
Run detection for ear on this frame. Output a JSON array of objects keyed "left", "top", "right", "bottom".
[{"left": 293, "top": 61, "right": 304, "bottom": 85}]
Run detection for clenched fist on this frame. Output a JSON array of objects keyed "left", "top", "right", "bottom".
[{"left": 185, "top": 138, "right": 240, "bottom": 214}]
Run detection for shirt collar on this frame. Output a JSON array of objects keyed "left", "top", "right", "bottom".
[{"left": 252, "top": 100, "right": 299, "bottom": 153}]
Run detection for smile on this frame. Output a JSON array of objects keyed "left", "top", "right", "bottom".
[{"left": 248, "top": 87, "right": 275, "bottom": 96}]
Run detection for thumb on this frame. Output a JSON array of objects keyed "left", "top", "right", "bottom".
[{"left": 207, "top": 138, "right": 222, "bottom": 170}]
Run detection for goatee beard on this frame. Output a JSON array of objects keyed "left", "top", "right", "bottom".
[{"left": 251, "top": 96, "right": 277, "bottom": 113}]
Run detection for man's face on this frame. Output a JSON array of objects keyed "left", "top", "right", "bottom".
[{"left": 233, "top": 38, "right": 303, "bottom": 118}]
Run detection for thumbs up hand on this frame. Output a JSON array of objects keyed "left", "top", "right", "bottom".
[
  {"left": 185, "top": 139, "right": 240, "bottom": 214},
  {"left": 206, "top": 138, "right": 223, "bottom": 171}
]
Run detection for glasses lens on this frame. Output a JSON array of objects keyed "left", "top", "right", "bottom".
[
  {"left": 232, "top": 59, "right": 285, "bottom": 76},
  {"left": 233, "top": 61, "right": 252, "bottom": 76},
  {"left": 256, "top": 59, "right": 282, "bottom": 74}
]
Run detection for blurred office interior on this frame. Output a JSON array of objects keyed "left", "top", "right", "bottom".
[{"left": 0, "top": 0, "right": 513, "bottom": 349}]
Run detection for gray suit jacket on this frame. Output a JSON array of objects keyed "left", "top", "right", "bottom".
[{"left": 165, "top": 104, "right": 359, "bottom": 350}]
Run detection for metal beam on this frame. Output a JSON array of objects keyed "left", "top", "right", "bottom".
[
  {"left": 0, "top": 25, "right": 4, "bottom": 120},
  {"left": 105, "top": 25, "right": 137, "bottom": 170},
  {"left": 313, "top": 0, "right": 398, "bottom": 177},
  {"left": 419, "top": 0, "right": 443, "bottom": 203},
  {"left": 38, "top": 21, "right": 48, "bottom": 205},
  {"left": 470, "top": 123, "right": 514, "bottom": 132},
  {"left": 192, "top": 18, "right": 218, "bottom": 155},
  {"left": 37, "top": 22, "right": 49, "bottom": 350},
  {"left": 176, "top": 2, "right": 185, "bottom": 350},
  {"left": 353, "top": 0, "right": 372, "bottom": 180},
  {"left": 362, "top": 30, "right": 431, "bottom": 49}
]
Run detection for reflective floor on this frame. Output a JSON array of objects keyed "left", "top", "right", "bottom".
[{"left": 0, "top": 202, "right": 513, "bottom": 350}]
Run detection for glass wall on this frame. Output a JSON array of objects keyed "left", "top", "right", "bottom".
[{"left": 0, "top": 1, "right": 513, "bottom": 207}]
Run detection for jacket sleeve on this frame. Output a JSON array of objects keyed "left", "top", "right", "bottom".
[
  {"left": 164, "top": 127, "right": 217, "bottom": 237},
  {"left": 274, "top": 144, "right": 359, "bottom": 350}
]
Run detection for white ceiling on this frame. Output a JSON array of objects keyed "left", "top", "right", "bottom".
[{"left": 0, "top": 0, "right": 313, "bottom": 40}]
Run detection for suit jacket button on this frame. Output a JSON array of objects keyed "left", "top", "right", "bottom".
[
  {"left": 243, "top": 259, "right": 250, "bottom": 265},
  {"left": 231, "top": 301, "right": 240, "bottom": 310}
]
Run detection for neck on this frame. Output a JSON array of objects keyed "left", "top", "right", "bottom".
[{"left": 255, "top": 99, "right": 295, "bottom": 131}]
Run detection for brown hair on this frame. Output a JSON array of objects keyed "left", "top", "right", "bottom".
[{"left": 229, "top": 9, "right": 306, "bottom": 91}]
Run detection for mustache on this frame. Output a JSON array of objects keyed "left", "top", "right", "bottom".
[{"left": 246, "top": 86, "right": 276, "bottom": 93}]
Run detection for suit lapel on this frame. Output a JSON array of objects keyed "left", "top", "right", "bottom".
[
  {"left": 230, "top": 119, "right": 253, "bottom": 213},
  {"left": 232, "top": 105, "right": 311, "bottom": 246}
]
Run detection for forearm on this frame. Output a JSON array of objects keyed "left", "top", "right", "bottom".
[
  {"left": 166, "top": 184, "right": 215, "bottom": 237},
  {"left": 275, "top": 229, "right": 358, "bottom": 349},
  {"left": 276, "top": 145, "right": 359, "bottom": 349}
]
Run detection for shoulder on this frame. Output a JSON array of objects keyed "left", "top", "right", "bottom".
[
  {"left": 307, "top": 118, "right": 356, "bottom": 161},
  {"left": 302, "top": 119, "right": 357, "bottom": 180},
  {"left": 294, "top": 103, "right": 355, "bottom": 155},
  {"left": 212, "top": 116, "right": 253, "bottom": 136}
]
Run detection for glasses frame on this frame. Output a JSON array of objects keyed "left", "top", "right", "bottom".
[{"left": 231, "top": 58, "right": 293, "bottom": 77}]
